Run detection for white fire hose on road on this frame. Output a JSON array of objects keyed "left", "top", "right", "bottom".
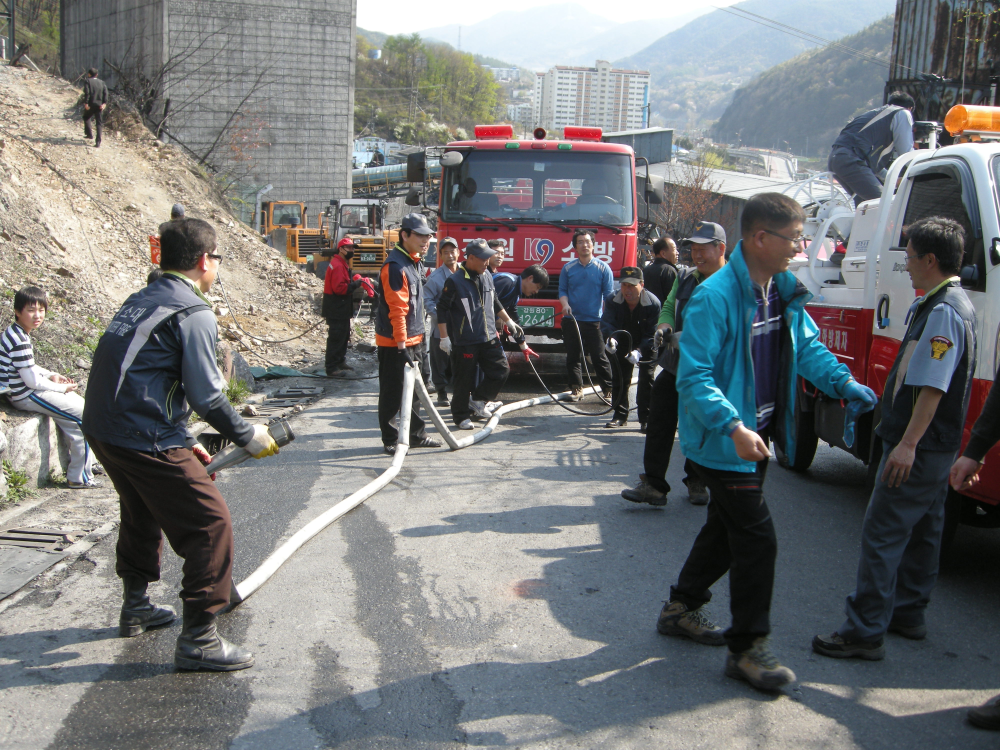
[{"left": 230, "top": 364, "right": 627, "bottom": 604}]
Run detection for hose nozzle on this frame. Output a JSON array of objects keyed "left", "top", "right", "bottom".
[{"left": 203, "top": 418, "right": 296, "bottom": 474}]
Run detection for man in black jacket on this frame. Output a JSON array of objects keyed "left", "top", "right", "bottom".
[
  {"left": 600, "top": 267, "right": 659, "bottom": 428},
  {"left": 643, "top": 237, "right": 678, "bottom": 303},
  {"left": 83, "top": 218, "right": 278, "bottom": 672},
  {"left": 82, "top": 67, "right": 108, "bottom": 148}
]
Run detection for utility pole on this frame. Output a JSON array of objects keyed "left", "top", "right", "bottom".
[{"left": 0, "top": 0, "right": 14, "bottom": 61}]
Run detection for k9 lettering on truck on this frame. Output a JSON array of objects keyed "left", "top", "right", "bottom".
[
  {"left": 784, "top": 105, "right": 1000, "bottom": 555},
  {"left": 412, "top": 124, "right": 660, "bottom": 348}
]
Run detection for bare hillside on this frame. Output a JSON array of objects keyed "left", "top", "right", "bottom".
[{"left": 0, "top": 63, "right": 330, "bottom": 384}]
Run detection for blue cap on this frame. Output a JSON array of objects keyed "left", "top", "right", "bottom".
[
  {"left": 465, "top": 239, "right": 496, "bottom": 260},
  {"left": 683, "top": 221, "right": 726, "bottom": 245},
  {"left": 401, "top": 212, "right": 434, "bottom": 235}
]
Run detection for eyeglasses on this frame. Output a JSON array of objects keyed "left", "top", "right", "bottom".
[
  {"left": 762, "top": 229, "right": 807, "bottom": 245},
  {"left": 904, "top": 252, "right": 927, "bottom": 264},
  {"left": 207, "top": 253, "right": 224, "bottom": 264}
]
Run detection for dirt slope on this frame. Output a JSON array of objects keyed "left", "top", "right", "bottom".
[{"left": 0, "top": 63, "right": 331, "bottom": 384}]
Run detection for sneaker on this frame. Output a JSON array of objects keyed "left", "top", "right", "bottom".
[
  {"left": 686, "top": 478, "right": 709, "bottom": 506},
  {"left": 968, "top": 693, "right": 1000, "bottom": 730},
  {"left": 469, "top": 399, "right": 492, "bottom": 419},
  {"left": 567, "top": 387, "right": 583, "bottom": 402},
  {"left": 485, "top": 400, "right": 502, "bottom": 412},
  {"left": 412, "top": 435, "right": 442, "bottom": 449},
  {"left": 383, "top": 443, "right": 397, "bottom": 456},
  {"left": 725, "top": 638, "right": 796, "bottom": 691},
  {"left": 458, "top": 419, "right": 475, "bottom": 430},
  {"left": 68, "top": 479, "right": 103, "bottom": 489},
  {"left": 621, "top": 475, "right": 667, "bottom": 507},
  {"left": 887, "top": 619, "right": 927, "bottom": 640},
  {"left": 436, "top": 393, "right": 450, "bottom": 407},
  {"left": 605, "top": 418, "right": 627, "bottom": 428},
  {"left": 656, "top": 600, "right": 726, "bottom": 645},
  {"left": 602, "top": 389, "right": 613, "bottom": 401},
  {"left": 811, "top": 632, "right": 885, "bottom": 660},
  {"left": 340, "top": 362, "right": 355, "bottom": 370}
]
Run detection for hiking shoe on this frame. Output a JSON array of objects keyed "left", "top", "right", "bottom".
[
  {"left": 968, "top": 693, "right": 1000, "bottom": 730},
  {"left": 458, "top": 419, "right": 474, "bottom": 430},
  {"left": 602, "top": 389, "right": 613, "bottom": 401},
  {"left": 686, "top": 478, "right": 709, "bottom": 505},
  {"left": 383, "top": 443, "right": 397, "bottom": 456},
  {"left": 812, "top": 632, "right": 885, "bottom": 660},
  {"left": 69, "top": 479, "right": 103, "bottom": 489},
  {"left": 469, "top": 399, "right": 492, "bottom": 419},
  {"left": 412, "top": 436, "right": 442, "bottom": 449},
  {"left": 888, "top": 619, "right": 927, "bottom": 640},
  {"left": 426, "top": 382, "right": 437, "bottom": 394},
  {"left": 725, "top": 638, "right": 796, "bottom": 691},
  {"left": 605, "top": 418, "right": 627, "bottom": 428},
  {"left": 656, "top": 600, "right": 726, "bottom": 645},
  {"left": 621, "top": 475, "right": 667, "bottom": 507},
  {"left": 567, "top": 387, "right": 584, "bottom": 402},
  {"left": 436, "top": 394, "right": 450, "bottom": 407}
]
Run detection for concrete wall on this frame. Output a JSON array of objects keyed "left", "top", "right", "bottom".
[
  {"left": 163, "top": 0, "right": 356, "bottom": 207},
  {"left": 61, "top": 0, "right": 164, "bottom": 84},
  {"left": 61, "top": 0, "right": 356, "bottom": 210}
]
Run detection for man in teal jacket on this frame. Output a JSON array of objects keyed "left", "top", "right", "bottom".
[{"left": 656, "top": 193, "right": 878, "bottom": 692}]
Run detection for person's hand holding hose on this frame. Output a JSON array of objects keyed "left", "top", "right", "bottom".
[
  {"left": 519, "top": 342, "right": 539, "bottom": 361},
  {"left": 192, "top": 443, "right": 217, "bottom": 481},
  {"left": 509, "top": 321, "right": 524, "bottom": 341},
  {"left": 605, "top": 337, "right": 618, "bottom": 354},
  {"left": 654, "top": 326, "right": 671, "bottom": 349},
  {"left": 245, "top": 424, "right": 280, "bottom": 459},
  {"left": 626, "top": 349, "right": 640, "bottom": 365}
]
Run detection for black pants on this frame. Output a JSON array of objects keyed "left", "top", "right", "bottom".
[
  {"left": 451, "top": 338, "right": 509, "bottom": 424},
  {"left": 325, "top": 317, "right": 350, "bottom": 372},
  {"left": 83, "top": 105, "right": 103, "bottom": 145},
  {"left": 429, "top": 335, "right": 452, "bottom": 390},
  {"left": 563, "top": 318, "right": 612, "bottom": 391},
  {"left": 608, "top": 341, "right": 654, "bottom": 423},
  {"left": 643, "top": 369, "right": 696, "bottom": 494},
  {"left": 670, "top": 432, "right": 774, "bottom": 654},
  {"left": 377, "top": 343, "right": 428, "bottom": 447}
]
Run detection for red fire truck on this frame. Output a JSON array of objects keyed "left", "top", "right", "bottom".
[
  {"left": 785, "top": 105, "right": 1000, "bottom": 549},
  {"left": 425, "top": 124, "right": 658, "bottom": 345}
]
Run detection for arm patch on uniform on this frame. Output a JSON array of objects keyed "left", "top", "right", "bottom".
[{"left": 929, "top": 336, "right": 954, "bottom": 360}]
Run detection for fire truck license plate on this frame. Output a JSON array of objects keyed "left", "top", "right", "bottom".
[
  {"left": 520, "top": 306, "right": 554, "bottom": 327},
  {"left": 360, "top": 252, "right": 376, "bottom": 262}
]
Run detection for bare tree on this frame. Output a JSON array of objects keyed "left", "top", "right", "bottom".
[{"left": 652, "top": 159, "right": 730, "bottom": 262}]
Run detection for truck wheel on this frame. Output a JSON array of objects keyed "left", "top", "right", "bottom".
[
  {"left": 939, "top": 489, "right": 963, "bottom": 564},
  {"left": 775, "top": 404, "right": 818, "bottom": 472}
]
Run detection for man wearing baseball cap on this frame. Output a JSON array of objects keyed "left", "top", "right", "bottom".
[
  {"left": 375, "top": 213, "right": 442, "bottom": 454},
  {"left": 600, "top": 267, "right": 660, "bottom": 428},
  {"left": 436, "top": 240, "right": 526, "bottom": 429},
  {"left": 423, "top": 236, "right": 460, "bottom": 406},
  {"left": 322, "top": 237, "right": 362, "bottom": 377}
]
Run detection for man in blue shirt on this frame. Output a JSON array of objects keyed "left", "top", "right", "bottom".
[
  {"left": 558, "top": 230, "right": 614, "bottom": 401},
  {"left": 423, "top": 237, "right": 459, "bottom": 406}
]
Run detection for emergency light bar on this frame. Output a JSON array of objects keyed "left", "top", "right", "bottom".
[
  {"left": 562, "top": 126, "right": 603, "bottom": 142},
  {"left": 474, "top": 124, "right": 514, "bottom": 140},
  {"left": 944, "top": 104, "right": 1000, "bottom": 136}
]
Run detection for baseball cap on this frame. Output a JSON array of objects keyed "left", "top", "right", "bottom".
[
  {"left": 401, "top": 212, "right": 434, "bottom": 236},
  {"left": 682, "top": 221, "right": 726, "bottom": 245},
  {"left": 465, "top": 239, "right": 496, "bottom": 260},
  {"left": 170, "top": 203, "right": 185, "bottom": 219},
  {"left": 619, "top": 267, "right": 644, "bottom": 286},
  {"left": 337, "top": 237, "right": 356, "bottom": 248},
  {"left": 440, "top": 236, "right": 458, "bottom": 249}
]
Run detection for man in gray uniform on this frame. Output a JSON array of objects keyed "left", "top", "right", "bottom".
[
  {"left": 828, "top": 91, "right": 915, "bottom": 204},
  {"left": 82, "top": 67, "right": 108, "bottom": 148},
  {"left": 813, "top": 216, "right": 976, "bottom": 660},
  {"left": 84, "top": 218, "right": 279, "bottom": 672}
]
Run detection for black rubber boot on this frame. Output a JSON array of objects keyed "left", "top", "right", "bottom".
[
  {"left": 119, "top": 575, "right": 176, "bottom": 637},
  {"left": 174, "top": 605, "right": 254, "bottom": 672}
]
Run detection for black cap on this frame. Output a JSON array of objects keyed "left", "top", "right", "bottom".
[
  {"left": 465, "top": 239, "right": 496, "bottom": 260},
  {"left": 682, "top": 221, "right": 726, "bottom": 245},
  {"left": 401, "top": 212, "right": 434, "bottom": 236},
  {"left": 620, "top": 267, "right": 644, "bottom": 286},
  {"left": 440, "top": 236, "right": 458, "bottom": 249}
]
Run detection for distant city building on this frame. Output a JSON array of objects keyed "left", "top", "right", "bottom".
[
  {"left": 532, "top": 60, "right": 650, "bottom": 133},
  {"left": 484, "top": 66, "right": 520, "bottom": 82},
  {"left": 506, "top": 102, "right": 533, "bottom": 129}
]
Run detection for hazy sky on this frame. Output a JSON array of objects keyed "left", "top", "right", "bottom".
[{"left": 357, "top": 0, "right": 739, "bottom": 36}]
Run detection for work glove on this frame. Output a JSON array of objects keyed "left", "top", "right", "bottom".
[
  {"left": 439, "top": 336, "right": 452, "bottom": 355},
  {"left": 626, "top": 349, "right": 641, "bottom": 365},
  {"left": 654, "top": 327, "right": 671, "bottom": 349},
  {"left": 399, "top": 345, "right": 414, "bottom": 366},
  {"left": 359, "top": 278, "right": 376, "bottom": 298},
  {"left": 605, "top": 338, "right": 618, "bottom": 354},
  {"left": 843, "top": 379, "right": 878, "bottom": 411},
  {"left": 509, "top": 321, "right": 524, "bottom": 341},
  {"left": 519, "top": 343, "right": 539, "bottom": 361},
  {"left": 245, "top": 424, "right": 280, "bottom": 459},
  {"left": 352, "top": 273, "right": 363, "bottom": 281},
  {"left": 347, "top": 279, "right": 362, "bottom": 293},
  {"left": 191, "top": 443, "right": 217, "bottom": 481}
]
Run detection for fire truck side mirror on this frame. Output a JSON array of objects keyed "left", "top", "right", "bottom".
[
  {"left": 404, "top": 186, "right": 421, "bottom": 207},
  {"left": 990, "top": 237, "right": 1000, "bottom": 266},
  {"left": 646, "top": 188, "right": 662, "bottom": 205},
  {"left": 440, "top": 151, "right": 464, "bottom": 168},
  {"left": 960, "top": 264, "right": 980, "bottom": 289}
]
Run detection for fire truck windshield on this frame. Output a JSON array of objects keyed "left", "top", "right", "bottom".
[{"left": 441, "top": 151, "right": 634, "bottom": 227}]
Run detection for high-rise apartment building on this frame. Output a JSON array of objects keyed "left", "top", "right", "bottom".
[{"left": 532, "top": 60, "right": 650, "bottom": 133}]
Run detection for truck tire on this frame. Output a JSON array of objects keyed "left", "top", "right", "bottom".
[{"left": 775, "top": 403, "right": 818, "bottom": 472}]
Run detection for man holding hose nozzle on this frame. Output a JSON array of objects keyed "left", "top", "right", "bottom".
[
  {"left": 622, "top": 222, "right": 726, "bottom": 507},
  {"left": 600, "top": 267, "right": 659, "bottom": 429},
  {"left": 437, "top": 239, "right": 526, "bottom": 430},
  {"left": 83, "top": 218, "right": 279, "bottom": 672}
]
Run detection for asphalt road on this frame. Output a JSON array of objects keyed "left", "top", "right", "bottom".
[{"left": 2, "top": 368, "right": 1000, "bottom": 749}]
